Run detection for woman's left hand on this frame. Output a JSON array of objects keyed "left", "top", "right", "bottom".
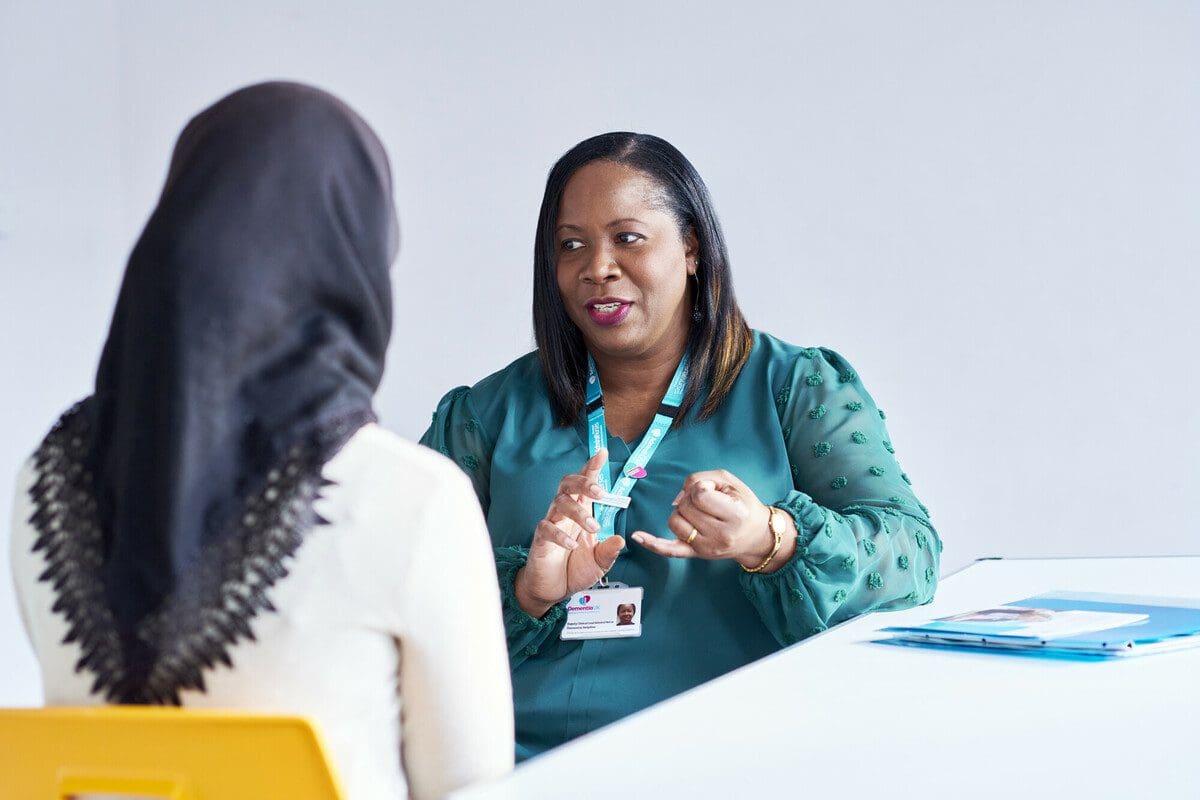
[{"left": 631, "top": 470, "right": 795, "bottom": 570}]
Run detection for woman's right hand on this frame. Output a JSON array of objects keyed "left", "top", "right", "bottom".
[{"left": 514, "top": 449, "right": 625, "bottom": 618}]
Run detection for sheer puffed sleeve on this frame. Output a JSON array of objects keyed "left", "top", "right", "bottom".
[
  {"left": 421, "top": 387, "right": 491, "bottom": 510},
  {"left": 739, "top": 347, "right": 942, "bottom": 645}
]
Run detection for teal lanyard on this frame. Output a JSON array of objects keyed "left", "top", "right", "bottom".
[{"left": 585, "top": 352, "right": 689, "bottom": 541}]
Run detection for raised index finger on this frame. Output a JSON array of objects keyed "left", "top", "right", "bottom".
[{"left": 580, "top": 447, "right": 609, "bottom": 483}]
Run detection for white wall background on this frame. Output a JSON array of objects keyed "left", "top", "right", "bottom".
[{"left": 2, "top": 1, "right": 1197, "bottom": 705}]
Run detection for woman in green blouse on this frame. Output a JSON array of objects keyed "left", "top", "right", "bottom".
[{"left": 422, "top": 132, "right": 941, "bottom": 761}]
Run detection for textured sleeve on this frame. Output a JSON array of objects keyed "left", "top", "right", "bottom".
[
  {"left": 739, "top": 347, "right": 942, "bottom": 646},
  {"left": 419, "top": 388, "right": 566, "bottom": 668},
  {"left": 493, "top": 546, "right": 568, "bottom": 670},
  {"left": 397, "top": 469, "right": 514, "bottom": 800},
  {"left": 419, "top": 386, "right": 491, "bottom": 511}
]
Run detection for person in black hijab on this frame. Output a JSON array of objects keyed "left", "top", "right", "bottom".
[
  {"left": 14, "top": 82, "right": 514, "bottom": 798},
  {"left": 30, "top": 81, "right": 397, "bottom": 704}
]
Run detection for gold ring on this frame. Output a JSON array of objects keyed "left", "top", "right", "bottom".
[{"left": 686, "top": 528, "right": 698, "bottom": 545}]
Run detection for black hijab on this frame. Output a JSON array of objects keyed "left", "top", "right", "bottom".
[{"left": 28, "top": 82, "right": 398, "bottom": 703}]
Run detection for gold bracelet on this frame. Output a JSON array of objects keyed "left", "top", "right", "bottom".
[{"left": 741, "top": 506, "right": 785, "bottom": 574}]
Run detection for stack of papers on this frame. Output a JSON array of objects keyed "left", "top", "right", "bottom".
[{"left": 879, "top": 591, "right": 1200, "bottom": 657}]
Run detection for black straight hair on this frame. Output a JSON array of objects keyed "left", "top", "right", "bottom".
[{"left": 532, "top": 132, "right": 754, "bottom": 426}]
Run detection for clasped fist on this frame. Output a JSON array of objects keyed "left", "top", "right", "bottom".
[{"left": 630, "top": 470, "right": 782, "bottom": 570}]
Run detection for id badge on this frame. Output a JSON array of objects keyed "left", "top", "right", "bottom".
[{"left": 560, "top": 584, "right": 644, "bottom": 640}]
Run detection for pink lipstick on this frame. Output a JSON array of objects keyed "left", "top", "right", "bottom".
[{"left": 586, "top": 297, "right": 632, "bottom": 326}]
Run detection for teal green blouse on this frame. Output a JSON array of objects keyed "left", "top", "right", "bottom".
[{"left": 421, "top": 331, "right": 941, "bottom": 761}]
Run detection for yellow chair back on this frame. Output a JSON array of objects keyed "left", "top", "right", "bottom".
[{"left": 0, "top": 706, "right": 344, "bottom": 799}]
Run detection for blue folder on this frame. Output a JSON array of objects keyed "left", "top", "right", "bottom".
[{"left": 879, "top": 591, "right": 1200, "bottom": 657}]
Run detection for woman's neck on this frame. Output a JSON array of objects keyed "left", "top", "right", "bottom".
[{"left": 591, "top": 320, "right": 690, "bottom": 404}]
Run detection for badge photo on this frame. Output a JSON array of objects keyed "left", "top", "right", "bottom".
[{"left": 561, "top": 585, "right": 644, "bottom": 640}]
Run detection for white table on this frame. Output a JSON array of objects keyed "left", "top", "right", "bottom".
[{"left": 453, "top": 556, "right": 1200, "bottom": 800}]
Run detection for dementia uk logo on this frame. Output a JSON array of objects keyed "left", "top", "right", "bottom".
[{"left": 568, "top": 594, "right": 594, "bottom": 612}]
